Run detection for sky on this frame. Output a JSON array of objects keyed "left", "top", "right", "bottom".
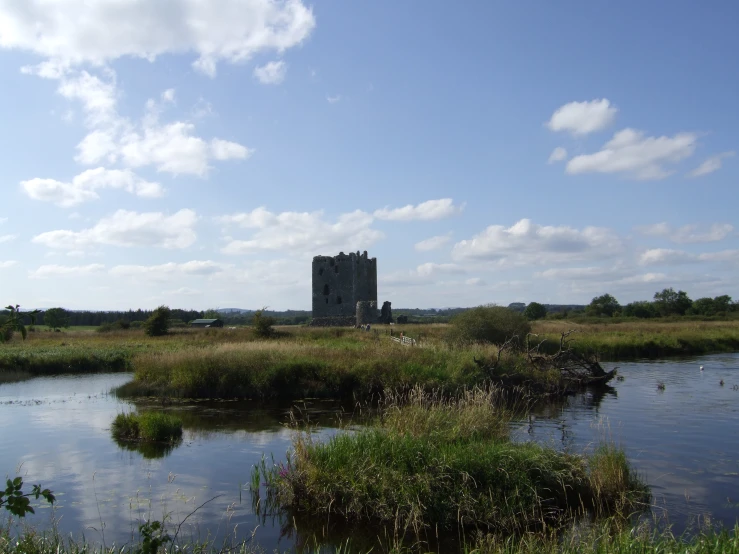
[{"left": 1, "top": 0, "right": 738, "bottom": 311}]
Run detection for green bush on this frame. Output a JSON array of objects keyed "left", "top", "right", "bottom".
[
  {"left": 144, "top": 305, "right": 170, "bottom": 337},
  {"left": 111, "top": 412, "right": 182, "bottom": 443},
  {"left": 252, "top": 308, "right": 275, "bottom": 338},
  {"left": 447, "top": 305, "right": 531, "bottom": 346}
]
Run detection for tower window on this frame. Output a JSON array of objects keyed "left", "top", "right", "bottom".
[
  {"left": 318, "top": 268, "right": 324, "bottom": 276},
  {"left": 323, "top": 284, "right": 329, "bottom": 296},
  {"left": 337, "top": 296, "right": 342, "bottom": 304}
]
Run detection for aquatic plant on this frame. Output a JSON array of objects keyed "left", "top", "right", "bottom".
[
  {"left": 111, "top": 412, "right": 183, "bottom": 443},
  {"left": 257, "top": 387, "right": 649, "bottom": 536}
]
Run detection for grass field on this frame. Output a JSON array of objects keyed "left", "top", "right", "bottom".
[{"left": 1, "top": 319, "right": 738, "bottom": 398}]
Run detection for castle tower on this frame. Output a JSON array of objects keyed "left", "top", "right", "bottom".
[{"left": 312, "top": 251, "right": 377, "bottom": 320}]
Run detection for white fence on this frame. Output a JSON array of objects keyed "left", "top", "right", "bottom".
[{"left": 390, "top": 335, "right": 417, "bottom": 346}]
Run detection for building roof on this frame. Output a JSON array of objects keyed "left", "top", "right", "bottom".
[{"left": 191, "top": 319, "right": 222, "bottom": 324}]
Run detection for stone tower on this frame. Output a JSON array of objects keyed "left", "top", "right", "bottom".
[{"left": 312, "top": 251, "right": 377, "bottom": 322}]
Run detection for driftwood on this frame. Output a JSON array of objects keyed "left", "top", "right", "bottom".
[{"left": 473, "top": 331, "right": 616, "bottom": 393}]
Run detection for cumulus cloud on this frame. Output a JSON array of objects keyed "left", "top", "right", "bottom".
[
  {"left": 253, "top": 60, "right": 287, "bottom": 84},
  {"left": 326, "top": 95, "right": 341, "bottom": 104},
  {"left": 219, "top": 208, "right": 384, "bottom": 255},
  {"left": 0, "top": 261, "right": 17, "bottom": 269},
  {"left": 537, "top": 266, "right": 623, "bottom": 280},
  {"left": 635, "top": 222, "right": 733, "bottom": 244},
  {"left": 566, "top": 128, "right": 697, "bottom": 180},
  {"left": 4, "top": 0, "right": 315, "bottom": 77},
  {"left": 29, "top": 264, "right": 105, "bottom": 279},
  {"left": 547, "top": 147, "right": 568, "bottom": 163},
  {"left": 25, "top": 65, "right": 253, "bottom": 176},
  {"left": 21, "top": 168, "right": 163, "bottom": 207},
  {"left": 547, "top": 99, "right": 617, "bottom": 136},
  {"left": 110, "top": 260, "right": 229, "bottom": 279},
  {"left": 374, "top": 199, "right": 464, "bottom": 221},
  {"left": 688, "top": 151, "right": 735, "bottom": 178},
  {"left": 32, "top": 209, "right": 198, "bottom": 250},
  {"left": 699, "top": 250, "right": 739, "bottom": 263},
  {"left": 0, "top": 234, "right": 18, "bottom": 244},
  {"left": 451, "top": 218, "right": 622, "bottom": 266},
  {"left": 414, "top": 234, "right": 452, "bottom": 252}
]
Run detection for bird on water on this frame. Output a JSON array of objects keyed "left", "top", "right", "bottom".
[{"left": 700, "top": 365, "right": 704, "bottom": 371}]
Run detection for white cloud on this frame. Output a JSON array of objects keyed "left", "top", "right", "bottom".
[
  {"left": 35, "top": 68, "right": 252, "bottom": 176},
  {"left": 110, "top": 261, "right": 229, "bottom": 279},
  {"left": 639, "top": 248, "right": 698, "bottom": 266},
  {"left": 452, "top": 219, "right": 622, "bottom": 266},
  {"left": 635, "top": 222, "right": 733, "bottom": 244},
  {"left": 0, "top": 261, "right": 17, "bottom": 269},
  {"left": 547, "top": 147, "right": 568, "bottom": 163},
  {"left": 21, "top": 168, "right": 163, "bottom": 207},
  {"left": 210, "top": 138, "right": 253, "bottom": 161},
  {"left": 0, "top": 234, "right": 18, "bottom": 244},
  {"left": 547, "top": 99, "right": 617, "bottom": 136},
  {"left": 698, "top": 250, "right": 739, "bottom": 264},
  {"left": 326, "top": 95, "right": 341, "bottom": 104},
  {"left": 29, "top": 264, "right": 105, "bottom": 279},
  {"left": 4, "top": 0, "right": 315, "bottom": 78},
  {"left": 32, "top": 209, "right": 198, "bottom": 250},
  {"left": 414, "top": 234, "right": 452, "bottom": 252},
  {"left": 465, "top": 277, "right": 486, "bottom": 286},
  {"left": 566, "top": 128, "right": 697, "bottom": 180},
  {"left": 253, "top": 60, "right": 287, "bottom": 84},
  {"left": 219, "top": 208, "right": 383, "bottom": 255},
  {"left": 416, "top": 263, "right": 465, "bottom": 277},
  {"left": 374, "top": 199, "right": 464, "bottom": 221},
  {"left": 537, "top": 266, "right": 622, "bottom": 280},
  {"left": 640, "top": 247, "right": 739, "bottom": 266},
  {"left": 688, "top": 151, "right": 735, "bottom": 178},
  {"left": 0, "top": 217, "right": 7, "bottom": 224},
  {"left": 165, "top": 287, "right": 201, "bottom": 296},
  {"left": 381, "top": 263, "right": 466, "bottom": 287}
]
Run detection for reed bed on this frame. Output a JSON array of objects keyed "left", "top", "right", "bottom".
[
  {"left": 256, "top": 387, "right": 649, "bottom": 537},
  {"left": 111, "top": 411, "right": 183, "bottom": 443}
]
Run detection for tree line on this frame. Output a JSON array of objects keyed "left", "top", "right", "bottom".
[{"left": 519, "top": 289, "right": 738, "bottom": 321}]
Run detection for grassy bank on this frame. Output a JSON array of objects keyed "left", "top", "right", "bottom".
[
  {"left": 534, "top": 320, "right": 739, "bottom": 359},
  {"left": 256, "top": 387, "right": 649, "bottom": 537},
  {"left": 3, "top": 524, "right": 738, "bottom": 553},
  {"left": 3, "top": 320, "right": 739, "bottom": 398}
]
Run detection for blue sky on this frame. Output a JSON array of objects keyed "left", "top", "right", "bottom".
[{"left": 1, "top": 0, "right": 737, "bottom": 311}]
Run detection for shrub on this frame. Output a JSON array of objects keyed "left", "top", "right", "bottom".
[
  {"left": 252, "top": 308, "right": 275, "bottom": 338},
  {"left": 144, "top": 305, "right": 170, "bottom": 337},
  {"left": 447, "top": 305, "right": 531, "bottom": 346}
]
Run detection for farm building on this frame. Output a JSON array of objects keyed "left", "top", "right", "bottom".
[{"left": 190, "top": 318, "right": 224, "bottom": 328}]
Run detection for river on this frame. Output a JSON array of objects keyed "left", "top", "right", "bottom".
[{"left": 0, "top": 353, "right": 737, "bottom": 550}]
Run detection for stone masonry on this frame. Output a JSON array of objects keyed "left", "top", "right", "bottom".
[{"left": 312, "top": 251, "right": 377, "bottom": 322}]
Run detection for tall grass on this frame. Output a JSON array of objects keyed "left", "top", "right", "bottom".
[
  {"left": 257, "top": 387, "right": 649, "bottom": 537},
  {"left": 111, "top": 411, "right": 183, "bottom": 443}
]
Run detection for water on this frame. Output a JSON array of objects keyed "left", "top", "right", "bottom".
[
  {"left": 512, "top": 353, "right": 739, "bottom": 530},
  {"left": 0, "top": 354, "right": 738, "bottom": 550}
]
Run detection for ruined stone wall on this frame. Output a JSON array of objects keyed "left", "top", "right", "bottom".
[
  {"left": 312, "top": 251, "right": 377, "bottom": 319},
  {"left": 309, "top": 316, "right": 356, "bottom": 327},
  {"left": 356, "top": 300, "right": 378, "bottom": 326}
]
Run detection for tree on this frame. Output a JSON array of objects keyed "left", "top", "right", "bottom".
[
  {"left": 523, "top": 302, "right": 547, "bottom": 320},
  {"left": 203, "top": 308, "right": 221, "bottom": 319},
  {"left": 447, "top": 305, "right": 531, "bottom": 346},
  {"left": 622, "top": 301, "right": 657, "bottom": 319},
  {"left": 586, "top": 294, "right": 621, "bottom": 317},
  {"left": 252, "top": 307, "right": 276, "bottom": 338},
  {"left": 690, "top": 295, "right": 732, "bottom": 316},
  {"left": 1, "top": 476, "right": 55, "bottom": 517},
  {"left": 44, "top": 307, "right": 70, "bottom": 331},
  {"left": 144, "top": 305, "right": 171, "bottom": 337},
  {"left": 1, "top": 304, "right": 39, "bottom": 342},
  {"left": 653, "top": 288, "right": 692, "bottom": 316}
]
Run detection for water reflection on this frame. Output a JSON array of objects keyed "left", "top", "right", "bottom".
[
  {"left": 112, "top": 436, "right": 184, "bottom": 459},
  {"left": 1, "top": 354, "right": 738, "bottom": 550}
]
